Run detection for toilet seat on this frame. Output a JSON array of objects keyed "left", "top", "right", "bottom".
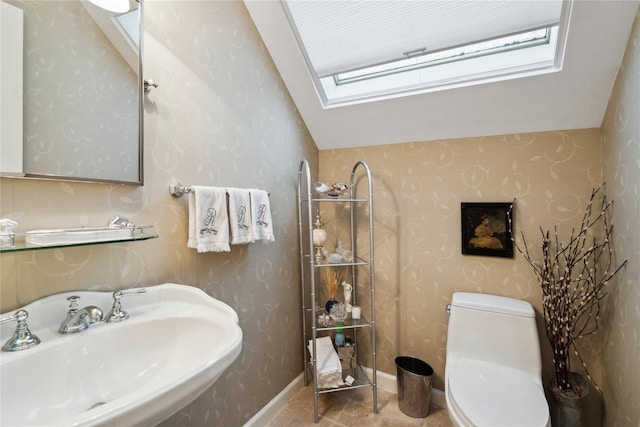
[{"left": 447, "top": 357, "right": 549, "bottom": 427}]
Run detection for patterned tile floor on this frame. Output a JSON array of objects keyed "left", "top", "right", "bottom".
[{"left": 266, "top": 385, "right": 452, "bottom": 427}]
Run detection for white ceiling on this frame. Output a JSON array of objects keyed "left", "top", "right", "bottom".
[{"left": 244, "top": 1, "right": 639, "bottom": 151}]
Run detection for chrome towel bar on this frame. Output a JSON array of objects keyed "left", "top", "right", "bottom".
[
  {"left": 169, "top": 182, "right": 194, "bottom": 198},
  {"left": 169, "top": 182, "right": 269, "bottom": 198}
]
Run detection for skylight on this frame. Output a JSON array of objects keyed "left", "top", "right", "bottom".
[
  {"left": 334, "top": 28, "right": 550, "bottom": 84},
  {"left": 282, "top": 0, "right": 571, "bottom": 108}
]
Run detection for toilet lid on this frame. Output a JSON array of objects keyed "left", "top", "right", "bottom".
[{"left": 448, "top": 358, "right": 549, "bottom": 427}]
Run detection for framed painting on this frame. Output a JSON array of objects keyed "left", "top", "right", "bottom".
[{"left": 461, "top": 202, "right": 513, "bottom": 258}]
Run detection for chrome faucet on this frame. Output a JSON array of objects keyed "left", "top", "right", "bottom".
[
  {"left": 58, "top": 296, "right": 103, "bottom": 334},
  {"left": 0, "top": 309, "right": 41, "bottom": 351},
  {"left": 106, "top": 288, "right": 147, "bottom": 323}
]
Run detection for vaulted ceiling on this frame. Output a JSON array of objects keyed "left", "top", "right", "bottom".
[{"left": 245, "top": 1, "right": 639, "bottom": 150}]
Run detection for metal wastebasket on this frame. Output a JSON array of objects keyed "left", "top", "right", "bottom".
[{"left": 395, "top": 356, "right": 433, "bottom": 418}]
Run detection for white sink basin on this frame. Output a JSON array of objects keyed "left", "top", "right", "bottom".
[{"left": 0, "top": 283, "right": 243, "bottom": 426}]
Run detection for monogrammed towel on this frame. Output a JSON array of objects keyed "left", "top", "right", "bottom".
[
  {"left": 250, "top": 189, "right": 275, "bottom": 243},
  {"left": 187, "top": 186, "right": 230, "bottom": 252},
  {"left": 226, "top": 188, "right": 254, "bottom": 245}
]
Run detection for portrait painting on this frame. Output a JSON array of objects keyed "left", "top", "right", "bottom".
[{"left": 461, "top": 202, "right": 513, "bottom": 258}]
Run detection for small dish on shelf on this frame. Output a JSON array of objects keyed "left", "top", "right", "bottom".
[
  {"left": 327, "top": 182, "right": 348, "bottom": 198},
  {"left": 314, "top": 182, "right": 329, "bottom": 196}
]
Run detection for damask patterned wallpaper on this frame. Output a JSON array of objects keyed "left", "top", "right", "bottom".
[
  {"left": 320, "top": 128, "right": 605, "bottom": 391},
  {"left": 601, "top": 7, "right": 640, "bottom": 426}
]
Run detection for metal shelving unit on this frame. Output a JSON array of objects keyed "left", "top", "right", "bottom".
[{"left": 297, "top": 159, "right": 377, "bottom": 423}]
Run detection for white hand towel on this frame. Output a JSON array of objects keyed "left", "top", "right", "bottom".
[
  {"left": 226, "top": 188, "right": 254, "bottom": 245},
  {"left": 308, "top": 336, "right": 343, "bottom": 388},
  {"left": 250, "top": 189, "right": 275, "bottom": 243},
  {"left": 187, "top": 186, "right": 230, "bottom": 252}
]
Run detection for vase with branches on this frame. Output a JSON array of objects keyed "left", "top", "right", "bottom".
[{"left": 510, "top": 184, "right": 627, "bottom": 396}]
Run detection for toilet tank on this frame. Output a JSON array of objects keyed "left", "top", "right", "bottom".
[{"left": 446, "top": 292, "right": 542, "bottom": 377}]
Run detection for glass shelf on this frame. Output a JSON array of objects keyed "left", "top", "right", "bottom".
[
  {"left": 310, "top": 311, "right": 372, "bottom": 332},
  {"left": 299, "top": 195, "right": 369, "bottom": 203},
  {"left": 313, "top": 256, "right": 369, "bottom": 269},
  {"left": 309, "top": 363, "right": 373, "bottom": 393},
  {"left": 0, "top": 225, "right": 158, "bottom": 252},
  {"left": 311, "top": 197, "right": 369, "bottom": 203}
]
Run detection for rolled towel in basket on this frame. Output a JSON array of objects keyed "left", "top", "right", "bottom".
[{"left": 308, "top": 336, "right": 343, "bottom": 388}]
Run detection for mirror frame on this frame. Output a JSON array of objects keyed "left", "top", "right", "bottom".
[{"left": 3, "top": 0, "right": 144, "bottom": 186}]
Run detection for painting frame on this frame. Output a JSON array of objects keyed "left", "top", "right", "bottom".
[{"left": 461, "top": 202, "right": 513, "bottom": 258}]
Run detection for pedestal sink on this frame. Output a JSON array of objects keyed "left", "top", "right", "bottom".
[{"left": 0, "top": 283, "right": 243, "bottom": 426}]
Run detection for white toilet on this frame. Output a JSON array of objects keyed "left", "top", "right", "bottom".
[{"left": 445, "top": 292, "right": 550, "bottom": 427}]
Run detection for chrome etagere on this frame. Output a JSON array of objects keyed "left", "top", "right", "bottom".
[{"left": 297, "top": 159, "right": 377, "bottom": 423}]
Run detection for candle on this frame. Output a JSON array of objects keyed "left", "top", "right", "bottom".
[{"left": 351, "top": 306, "right": 361, "bottom": 320}]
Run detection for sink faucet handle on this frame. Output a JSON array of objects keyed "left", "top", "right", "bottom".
[
  {"left": 0, "top": 309, "right": 41, "bottom": 352},
  {"left": 66, "top": 295, "right": 80, "bottom": 312},
  {"left": 106, "top": 287, "right": 147, "bottom": 323},
  {"left": 118, "top": 287, "right": 147, "bottom": 297}
]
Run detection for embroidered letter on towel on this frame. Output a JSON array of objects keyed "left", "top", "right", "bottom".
[
  {"left": 187, "top": 186, "right": 230, "bottom": 252},
  {"left": 250, "top": 189, "right": 275, "bottom": 242},
  {"left": 226, "top": 188, "right": 254, "bottom": 244}
]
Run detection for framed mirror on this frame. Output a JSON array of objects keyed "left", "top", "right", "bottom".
[{"left": 0, "top": 0, "right": 143, "bottom": 185}]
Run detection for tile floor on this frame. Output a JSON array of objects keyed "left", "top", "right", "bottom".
[{"left": 266, "top": 385, "right": 452, "bottom": 427}]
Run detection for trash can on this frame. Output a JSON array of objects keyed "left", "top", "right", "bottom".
[{"left": 395, "top": 356, "right": 433, "bottom": 418}]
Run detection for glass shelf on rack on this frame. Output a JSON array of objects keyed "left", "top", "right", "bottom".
[
  {"left": 299, "top": 194, "right": 370, "bottom": 203},
  {"left": 0, "top": 225, "right": 158, "bottom": 252},
  {"left": 311, "top": 197, "right": 369, "bottom": 203},
  {"left": 314, "top": 314, "right": 372, "bottom": 332},
  {"left": 313, "top": 256, "right": 369, "bottom": 268},
  {"left": 313, "top": 363, "right": 373, "bottom": 393}
]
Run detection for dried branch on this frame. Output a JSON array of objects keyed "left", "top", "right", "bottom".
[
  {"left": 323, "top": 268, "right": 343, "bottom": 300},
  {"left": 511, "top": 184, "right": 627, "bottom": 393}
]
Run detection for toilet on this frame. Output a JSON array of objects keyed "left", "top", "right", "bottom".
[{"left": 445, "top": 292, "right": 550, "bottom": 427}]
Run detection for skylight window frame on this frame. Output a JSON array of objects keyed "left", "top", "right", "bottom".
[
  {"left": 281, "top": 0, "right": 572, "bottom": 109},
  {"left": 317, "top": 23, "right": 566, "bottom": 108},
  {"left": 333, "top": 28, "right": 552, "bottom": 86}
]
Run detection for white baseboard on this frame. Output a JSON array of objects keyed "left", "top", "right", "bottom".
[
  {"left": 243, "top": 368, "right": 447, "bottom": 426},
  {"left": 243, "top": 373, "right": 305, "bottom": 427},
  {"left": 366, "top": 367, "right": 446, "bottom": 410}
]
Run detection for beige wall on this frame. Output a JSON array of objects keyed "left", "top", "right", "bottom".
[
  {"left": 320, "top": 128, "right": 605, "bottom": 391},
  {"left": 601, "top": 7, "right": 640, "bottom": 426},
  {"left": 0, "top": 1, "right": 317, "bottom": 426}
]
